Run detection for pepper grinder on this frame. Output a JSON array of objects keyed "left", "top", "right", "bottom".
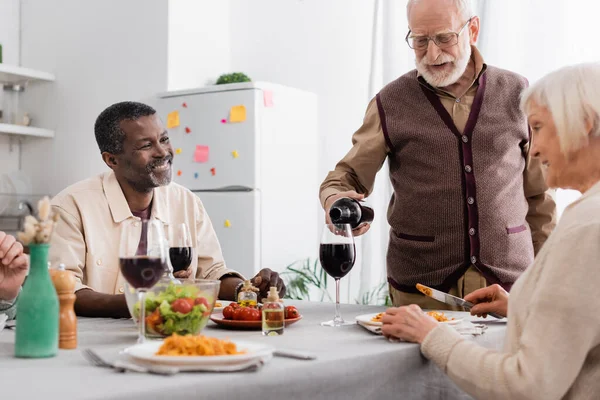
[{"left": 50, "top": 263, "right": 77, "bottom": 349}]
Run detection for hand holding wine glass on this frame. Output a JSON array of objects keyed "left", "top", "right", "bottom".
[{"left": 120, "top": 219, "right": 167, "bottom": 343}]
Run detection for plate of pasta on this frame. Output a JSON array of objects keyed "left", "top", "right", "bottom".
[
  {"left": 355, "top": 312, "right": 385, "bottom": 326},
  {"left": 355, "top": 311, "right": 462, "bottom": 327},
  {"left": 124, "top": 334, "right": 274, "bottom": 366}
]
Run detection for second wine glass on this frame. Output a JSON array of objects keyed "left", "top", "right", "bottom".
[
  {"left": 320, "top": 223, "right": 356, "bottom": 327},
  {"left": 167, "top": 223, "right": 193, "bottom": 273}
]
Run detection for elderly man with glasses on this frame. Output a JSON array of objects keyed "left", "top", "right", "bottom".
[{"left": 319, "top": 0, "right": 556, "bottom": 308}]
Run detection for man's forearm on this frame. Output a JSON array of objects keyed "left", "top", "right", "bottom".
[
  {"left": 75, "top": 288, "right": 130, "bottom": 318},
  {"left": 219, "top": 276, "right": 243, "bottom": 301}
]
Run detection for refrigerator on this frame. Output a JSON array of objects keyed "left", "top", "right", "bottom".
[{"left": 156, "top": 82, "right": 319, "bottom": 279}]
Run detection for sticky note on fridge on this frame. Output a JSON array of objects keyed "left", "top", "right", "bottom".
[
  {"left": 263, "top": 90, "right": 274, "bottom": 107},
  {"left": 194, "top": 145, "right": 209, "bottom": 163},
  {"left": 229, "top": 105, "right": 246, "bottom": 123},
  {"left": 224, "top": 219, "right": 231, "bottom": 228},
  {"left": 167, "top": 111, "right": 180, "bottom": 128}
]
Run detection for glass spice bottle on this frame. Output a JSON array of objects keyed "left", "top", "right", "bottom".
[
  {"left": 262, "top": 287, "right": 284, "bottom": 336},
  {"left": 237, "top": 280, "right": 258, "bottom": 307}
]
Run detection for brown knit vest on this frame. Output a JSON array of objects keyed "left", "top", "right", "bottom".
[{"left": 377, "top": 66, "right": 534, "bottom": 293}]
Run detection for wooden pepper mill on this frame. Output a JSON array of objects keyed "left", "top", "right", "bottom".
[{"left": 50, "top": 263, "right": 77, "bottom": 349}]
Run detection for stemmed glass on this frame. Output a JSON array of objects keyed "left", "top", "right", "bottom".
[
  {"left": 167, "top": 223, "right": 193, "bottom": 273},
  {"left": 320, "top": 223, "right": 356, "bottom": 327},
  {"left": 119, "top": 219, "right": 167, "bottom": 343}
]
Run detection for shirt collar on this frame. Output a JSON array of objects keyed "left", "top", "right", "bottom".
[{"left": 102, "top": 170, "right": 170, "bottom": 224}]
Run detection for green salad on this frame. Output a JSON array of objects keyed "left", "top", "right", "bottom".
[{"left": 133, "top": 283, "right": 213, "bottom": 336}]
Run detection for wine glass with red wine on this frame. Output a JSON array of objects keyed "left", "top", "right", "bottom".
[
  {"left": 320, "top": 223, "right": 356, "bottom": 327},
  {"left": 120, "top": 219, "right": 167, "bottom": 343},
  {"left": 167, "top": 223, "right": 193, "bottom": 273}
]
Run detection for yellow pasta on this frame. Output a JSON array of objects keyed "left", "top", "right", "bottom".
[
  {"left": 416, "top": 283, "right": 432, "bottom": 297},
  {"left": 371, "top": 313, "right": 384, "bottom": 323},
  {"left": 426, "top": 311, "right": 454, "bottom": 322},
  {"left": 156, "top": 334, "right": 245, "bottom": 356}
]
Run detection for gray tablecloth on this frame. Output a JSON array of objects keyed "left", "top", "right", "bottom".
[{"left": 0, "top": 301, "right": 506, "bottom": 400}]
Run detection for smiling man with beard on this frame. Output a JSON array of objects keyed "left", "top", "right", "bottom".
[
  {"left": 49, "top": 102, "right": 285, "bottom": 318},
  {"left": 320, "top": 0, "right": 557, "bottom": 308}
]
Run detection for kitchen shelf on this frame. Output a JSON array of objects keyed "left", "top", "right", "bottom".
[
  {"left": 0, "top": 123, "right": 54, "bottom": 138},
  {"left": 0, "top": 64, "right": 55, "bottom": 84}
]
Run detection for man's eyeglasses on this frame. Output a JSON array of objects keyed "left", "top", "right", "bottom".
[{"left": 406, "top": 18, "right": 472, "bottom": 50}]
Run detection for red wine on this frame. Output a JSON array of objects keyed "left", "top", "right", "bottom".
[
  {"left": 329, "top": 197, "right": 374, "bottom": 229},
  {"left": 319, "top": 243, "right": 356, "bottom": 279},
  {"left": 169, "top": 247, "right": 192, "bottom": 272},
  {"left": 119, "top": 257, "right": 165, "bottom": 289}
]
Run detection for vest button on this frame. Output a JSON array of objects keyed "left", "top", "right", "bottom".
[
  {"left": 467, "top": 197, "right": 475, "bottom": 204},
  {"left": 462, "top": 135, "right": 468, "bottom": 143},
  {"left": 471, "top": 256, "right": 477, "bottom": 264},
  {"left": 456, "top": 98, "right": 461, "bottom": 103},
  {"left": 469, "top": 228, "right": 476, "bottom": 236},
  {"left": 465, "top": 165, "right": 472, "bottom": 173}
]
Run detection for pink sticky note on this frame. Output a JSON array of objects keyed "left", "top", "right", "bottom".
[
  {"left": 194, "top": 145, "right": 209, "bottom": 163},
  {"left": 263, "top": 90, "right": 274, "bottom": 107}
]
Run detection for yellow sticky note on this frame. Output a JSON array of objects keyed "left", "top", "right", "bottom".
[
  {"left": 229, "top": 105, "right": 246, "bottom": 123},
  {"left": 175, "top": 148, "right": 182, "bottom": 154},
  {"left": 167, "top": 111, "right": 180, "bottom": 128},
  {"left": 224, "top": 219, "right": 231, "bottom": 228},
  {"left": 231, "top": 150, "right": 239, "bottom": 159}
]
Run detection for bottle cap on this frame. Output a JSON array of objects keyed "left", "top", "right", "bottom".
[
  {"left": 266, "top": 286, "right": 280, "bottom": 303},
  {"left": 241, "top": 279, "right": 259, "bottom": 293}
]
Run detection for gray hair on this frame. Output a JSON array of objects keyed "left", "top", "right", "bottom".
[
  {"left": 407, "top": 0, "right": 473, "bottom": 21},
  {"left": 520, "top": 63, "right": 600, "bottom": 154}
]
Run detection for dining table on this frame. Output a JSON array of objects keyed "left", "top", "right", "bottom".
[{"left": 0, "top": 300, "right": 507, "bottom": 400}]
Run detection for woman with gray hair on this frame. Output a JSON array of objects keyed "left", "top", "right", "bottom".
[{"left": 381, "top": 62, "right": 600, "bottom": 400}]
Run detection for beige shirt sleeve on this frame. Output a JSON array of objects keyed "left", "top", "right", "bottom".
[
  {"left": 193, "top": 196, "right": 244, "bottom": 281},
  {"left": 522, "top": 140, "right": 557, "bottom": 255},
  {"left": 319, "top": 97, "right": 389, "bottom": 208},
  {"left": 50, "top": 203, "right": 90, "bottom": 292},
  {"left": 421, "top": 223, "right": 600, "bottom": 400}
]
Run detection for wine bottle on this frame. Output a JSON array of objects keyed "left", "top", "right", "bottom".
[{"left": 328, "top": 197, "right": 374, "bottom": 229}]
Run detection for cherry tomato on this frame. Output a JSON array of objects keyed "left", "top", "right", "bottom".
[
  {"left": 233, "top": 307, "right": 245, "bottom": 321},
  {"left": 285, "top": 306, "right": 299, "bottom": 319},
  {"left": 238, "top": 307, "right": 255, "bottom": 321},
  {"left": 249, "top": 308, "right": 261, "bottom": 321},
  {"left": 194, "top": 297, "right": 210, "bottom": 308},
  {"left": 230, "top": 302, "right": 240, "bottom": 309},
  {"left": 222, "top": 305, "right": 234, "bottom": 319},
  {"left": 171, "top": 298, "right": 193, "bottom": 314}
]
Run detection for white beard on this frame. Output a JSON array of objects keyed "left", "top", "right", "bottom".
[{"left": 416, "top": 37, "right": 472, "bottom": 88}]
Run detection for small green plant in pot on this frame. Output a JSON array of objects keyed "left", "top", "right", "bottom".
[{"left": 216, "top": 72, "right": 251, "bottom": 85}]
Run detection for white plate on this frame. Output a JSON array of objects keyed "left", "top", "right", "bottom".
[
  {"left": 355, "top": 312, "right": 463, "bottom": 326},
  {"left": 355, "top": 313, "right": 384, "bottom": 326},
  {"left": 124, "top": 339, "right": 274, "bottom": 366},
  {"left": 212, "top": 300, "right": 232, "bottom": 313}
]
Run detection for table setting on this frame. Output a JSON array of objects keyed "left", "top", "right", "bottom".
[{"left": 1, "top": 219, "right": 508, "bottom": 400}]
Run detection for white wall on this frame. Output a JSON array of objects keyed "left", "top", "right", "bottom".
[
  {"left": 168, "top": 0, "right": 231, "bottom": 90},
  {"left": 229, "top": 0, "right": 376, "bottom": 183},
  {"left": 19, "top": 0, "right": 169, "bottom": 196},
  {"left": 0, "top": 0, "right": 21, "bottom": 174}
]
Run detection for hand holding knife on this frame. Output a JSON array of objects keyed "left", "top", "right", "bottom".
[{"left": 416, "top": 283, "right": 505, "bottom": 320}]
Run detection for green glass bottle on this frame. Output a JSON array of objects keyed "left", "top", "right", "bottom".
[{"left": 15, "top": 244, "right": 59, "bottom": 358}]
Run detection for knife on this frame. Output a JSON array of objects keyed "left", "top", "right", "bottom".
[{"left": 416, "top": 283, "right": 504, "bottom": 319}]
